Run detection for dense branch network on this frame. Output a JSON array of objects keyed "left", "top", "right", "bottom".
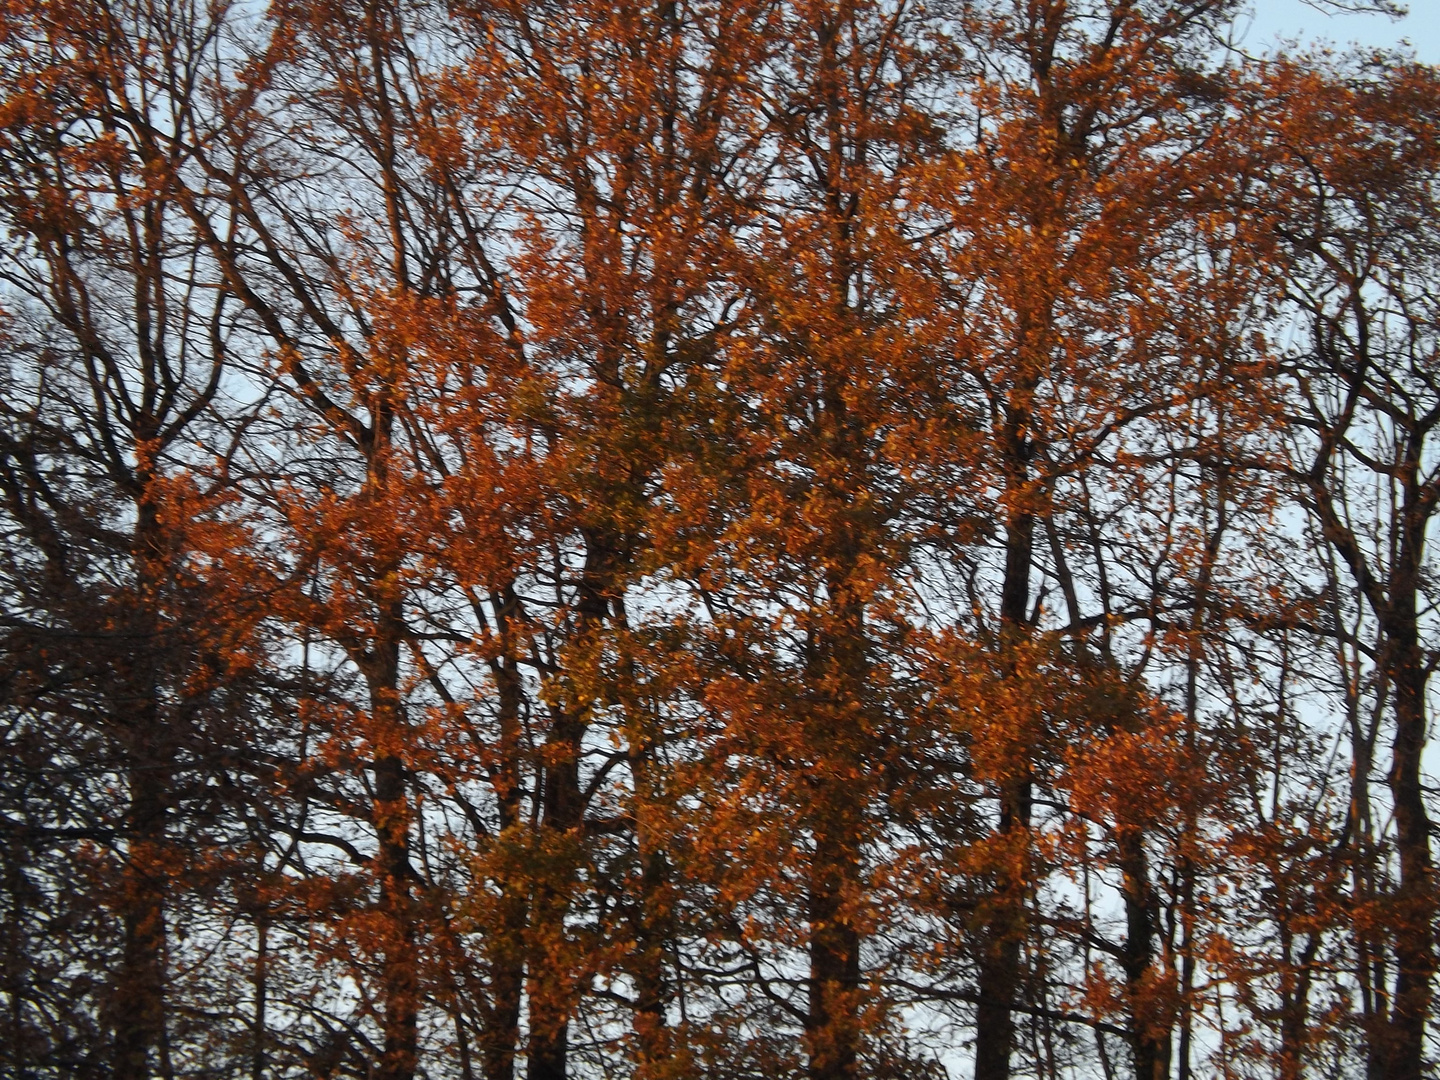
[{"left": 0, "top": 3, "right": 1436, "bottom": 1080}]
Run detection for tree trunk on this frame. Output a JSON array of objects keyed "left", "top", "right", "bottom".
[
  {"left": 1117, "top": 826, "right": 1169, "bottom": 1080},
  {"left": 632, "top": 841, "right": 674, "bottom": 1080},
  {"left": 974, "top": 427, "right": 1035, "bottom": 1080},
  {"left": 527, "top": 535, "right": 614, "bottom": 1080},
  {"left": 373, "top": 744, "right": 418, "bottom": 1080},
  {"left": 526, "top": 704, "right": 582, "bottom": 1080},
  {"left": 807, "top": 816, "right": 862, "bottom": 1080},
  {"left": 1382, "top": 641, "right": 1434, "bottom": 1080},
  {"left": 113, "top": 494, "right": 170, "bottom": 1080},
  {"left": 631, "top": 752, "right": 676, "bottom": 1080},
  {"left": 483, "top": 594, "right": 526, "bottom": 1080},
  {"left": 114, "top": 773, "right": 169, "bottom": 1080},
  {"left": 1276, "top": 930, "right": 1319, "bottom": 1080},
  {"left": 973, "top": 778, "right": 1029, "bottom": 1080},
  {"left": 367, "top": 591, "right": 418, "bottom": 1080}
]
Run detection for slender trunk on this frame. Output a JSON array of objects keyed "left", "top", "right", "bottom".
[
  {"left": 610, "top": 583, "right": 675, "bottom": 1078},
  {"left": 527, "top": 535, "right": 613, "bottom": 1080},
  {"left": 974, "top": 777, "right": 1030, "bottom": 1080},
  {"left": 1274, "top": 636, "right": 1311, "bottom": 1080},
  {"left": 1175, "top": 766, "right": 1198, "bottom": 1080},
  {"left": 484, "top": 890, "right": 525, "bottom": 1080},
  {"left": 114, "top": 774, "right": 169, "bottom": 1080},
  {"left": 373, "top": 741, "right": 418, "bottom": 1080},
  {"left": 1373, "top": 464, "right": 1433, "bottom": 1080},
  {"left": 1277, "top": 930, "right": 1319, "bottom": 1080},
  {"left": 975, "top": 424, "right": 1035, "bottom": 1080},
  {"left": 803, "top": 530, "right": 868, "bottom": 1080},
  {"left": 1117, "top": 826, "right": 1169, "bottom": 1080},
  {"left": 113, "top": 494, "right": 170, "bottom": 1080},
  {"left": 632, "top": 838, "right": 674, "bottom": 1079},
  {"left": 1347, "top": 663, "right": 1384, "bottom": 1080},
  {"left": 368, "top": 594, "right": 418, "bottom": 1080},
  {"left": 252, "top": 918, "right": 268, "bottom": 1080},
  {"left": 807, "top": 814, "right": 862, "bottom": 1080},
  {"left": 631, "top": 752, "right": 676, "bottom": 1080},
  {"left": 1382, "top": 641, "right": 1433, "bottom": 1080},
  {"left": 1175, "top": 846, "right": 1197, "bottom": 1080},
  {"left": 457, "top": 1011, "right": 476, "bottom": 1080},
  {"left": 797, "top": 9, "right": 875, "bottom": 1072},
  {"left": 483, "top": 592, "right": 525, "bottom": 1080},
  {"left": 526, "top": 703, "right": 582, "bottom": 1080}
]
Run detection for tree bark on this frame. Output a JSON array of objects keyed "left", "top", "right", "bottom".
[
  {"left": 370, "top": 637, "right": 419, "bottom": 1080},
  {"left": 974, "top": 410, "right": 1036, "bottom": 1080},
  {"left": 483, "top": 590, "right": 526, "bottom": 1080},
  {"left": 113, "top": 489, "right": 171, "bottom": 1080},
  {"left": 1381, "top": 636, "right": 1434, "bottom": 1080},
  {"left": 807, "top": 813, "right": 862, "bottom": 1080},
  {"left": 1116, "top": 826, "right": 1169, "bottom": 1080},
  {"left": 527, "top": 533, "right": 615, "bottom": 1080}
]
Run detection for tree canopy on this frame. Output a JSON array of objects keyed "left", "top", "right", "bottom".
[{"left": 1, "top": 2, "right": 1437, "bottom": 1079}]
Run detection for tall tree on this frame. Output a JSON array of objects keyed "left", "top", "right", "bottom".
[
  {"left": 904, "top": 3, "right": 1256, "bottom": 1076},
  {"left": 0, "top": 0, "right": 275, "bottom": 1073},
  {"left": 1257, "top": 56, "right": 1440, "bottom": 1080}
]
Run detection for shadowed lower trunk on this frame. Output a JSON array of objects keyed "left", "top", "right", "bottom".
[
  {"left": 1276, "top": 929, "right": 1319, "bottom": 1080},
  {"left": 366, "top": 588, "right": 418, "bottom": 1080},
  {"left": 975, "top": 456, "right": 1036, "bottom": 1080},
  {"left": 527, "top": 536, "right": 615, "bottom": 1080},
  {"left": 974, "top": 777, "right": 1030, "bottom": 1080},
  {"left": 526, "top": 706, "right": 583, "bottom": 1080},
  {"left": 631, "top": 757, "right": 677, "bottom": 1080},
  {"left": 113, "top": 769, "right": 170, "bottom": 1080},
  {"left": 482, "top": 890, "right": 526, "bottom": 1080},
  {"left": 113, "top": 498, "right": 171, "bottom": 1080},
  {"left": 482, "top": 588, "right": 526, "bottom": 1080},
  {"left": 807, "top": 818, "right": 861, "bottom": 1080},
  {"left": 373, "top": 745, "right": 418, "bottom": 1080},
  {"left": 1381, "top": 645, "right": 1434, "bottom": 1080},
  {"left": 1117, "top": 825, "right": 1170, "bottom": 1080}
]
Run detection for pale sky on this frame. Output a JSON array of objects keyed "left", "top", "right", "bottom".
[{"left": 1238, "top": 0, "right": 1439, "bottom": 64}]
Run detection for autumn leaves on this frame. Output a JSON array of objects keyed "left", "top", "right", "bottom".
[{"left": 1, "top": 1, "right": 1437, "bottom": 1078}]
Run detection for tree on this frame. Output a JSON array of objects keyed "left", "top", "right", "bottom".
[
  {"left": 1256, "top": 56, "right": 1440, "bottom": 1080},
  {"left": 0, "top": 1, "right": 276, "bottom": 1073},
  {"left": 899, "top": 4, "right": 1268, "bottom": 1077}
]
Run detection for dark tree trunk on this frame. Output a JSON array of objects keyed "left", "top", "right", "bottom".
[
  {"left": 973, "top": 779, "right": 1030, "bottom": 1080},
  {"left": 373, "top": 743, "right": 418, "bottom": 1080},
  {"left": 113, "top": 497, "right": 171, "bottom": 1080},
  {"left": 631, "top": 765, "right": 675, "bottom": 1080},
  {"left": 527, "top": 533, "right": 615, "bottom": 1080},
  {"left": 1382, "top": 640, "right": 1434, "bottom": 1080},
  {"left": 1116, "top": 826, "right": 1169, "bottom": 1080},
  {"left": 366, "top": 577, "right": 418, "bottom": 1080},
  {"left": 807, "top": 818, "right": 862, "bottom": 1080},
  {"left": 483, "top": 593, "right": 526, "bottom": 1080},
  {"left": 974, "top": 415, "right": 1035, "bottom": 1080},
  {"left": 525, "top": 701, "right": 581, "bottom": 1080}
]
